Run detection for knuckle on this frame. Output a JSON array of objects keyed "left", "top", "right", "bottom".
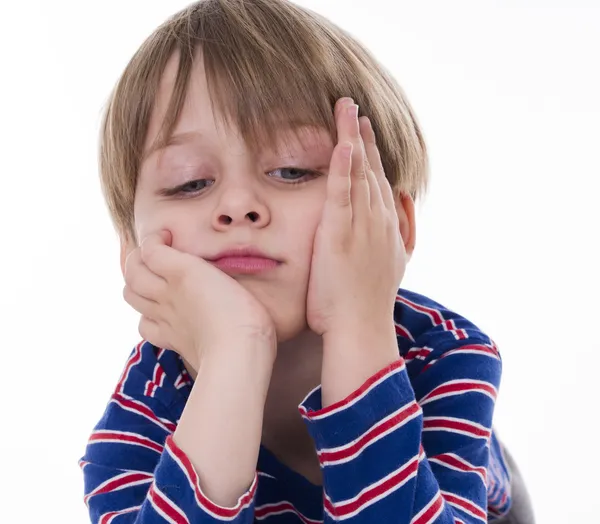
[
  {"left": 140, "top": 243, "right": 155, "bottom": 265},
  {"left": 124, "top": 249, "right": 141, "bottom": 281},
  {"left": 138, "top": 317, "right": 150, "bottom": 340},
  {"left": 138, "top": 317, "right": 158, "bottom": 346},
  {"left": 336, "top": 192, "right": 351, "bottom": 207}
]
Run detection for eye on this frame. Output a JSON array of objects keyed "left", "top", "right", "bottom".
[
  {"left": 267, "top": 167, "right": 320, "bottom": 183},
  {"left": 161, "top": 179, "right": 214, "bottom": 198}
]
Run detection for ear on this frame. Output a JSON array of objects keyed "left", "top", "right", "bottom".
[
  {"left": 119, "top": 233, "right": 137, "bottom": 279},
  {"left": 394, "top": 191, "right": 416, "bottom": 262}
]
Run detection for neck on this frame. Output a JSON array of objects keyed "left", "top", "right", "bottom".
[
  {"left": 265, "top": 329, "right": 323, "bottom": 422},
  {"left": 181, "top": 329, "right": 324, "bottom": 484},
  {"left": 261, "top": 329, "right": 324, "bottom": 484}
]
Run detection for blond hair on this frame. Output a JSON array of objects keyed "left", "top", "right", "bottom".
[{"left": 100, "top": 0, "right": 428, "bottom": 241}]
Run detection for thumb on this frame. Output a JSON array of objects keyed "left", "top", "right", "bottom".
[
  {"left": 140, "top": 229, "right": 172, "bottom": 248},
  {"left": 140, "top": 230, "right": 175, "bottom": 276}
]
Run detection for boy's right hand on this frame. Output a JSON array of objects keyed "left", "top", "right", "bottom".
[{"left": 123, "top": 230, "right": 276, "bottom": 372}]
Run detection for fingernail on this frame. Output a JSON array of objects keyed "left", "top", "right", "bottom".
[{"left": 347, "top": 104, "right": 359, "bottom": 118}]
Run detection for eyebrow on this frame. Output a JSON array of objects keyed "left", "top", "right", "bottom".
[
  {"left": 142, "top": 124, "right": 331, "bottom": 163},
  {"left": 143, "top": 131, "right": 202, "bottom": 161}
]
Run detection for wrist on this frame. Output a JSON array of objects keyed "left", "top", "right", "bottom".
[
  {"left": 200, "top": 326, "right": 277, "bottom": 361},
  {"left": 321, "top": 318, "right": 399, "bottom": 407},
  {"left": 201, "top": 335, "right": 276, "bottom": 382},
  {"left": 323, "top": 316, "right": 397, "bottom": 352}
]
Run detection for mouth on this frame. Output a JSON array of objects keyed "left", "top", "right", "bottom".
[{"left": 206, "top": 247, "right": 281, "bottom": 275}]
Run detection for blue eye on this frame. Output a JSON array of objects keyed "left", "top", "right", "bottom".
[
  {"left": 268, "top": 167, "right": 320, "bottom": 183},
  {"left": 179, "top": 179, "right": 213, "bottom": 193},
  {"left": 161, "top": 179, "right": 214, "bottom": 198}
]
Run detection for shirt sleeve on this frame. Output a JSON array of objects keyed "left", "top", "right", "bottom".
[
  {"left": 79, "top": 342, "right": 257, "bottom": 523},
  {"left": 299, "top": 334, "right": 508, "bottom": 523}
]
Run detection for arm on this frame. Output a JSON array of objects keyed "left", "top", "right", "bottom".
[
  {"left": 81, "top": 339, "right": 273, "bottom": 523},
  {"left": 173, "top": 334, "right": 275, "bottom": 507},
  {"left": 301, "top": 328, "right": 505, "bottom": 523}
]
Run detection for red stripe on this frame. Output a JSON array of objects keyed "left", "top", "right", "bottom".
[
  {"left": 395, "top": 323, "right": 415, "bottom": 341},
  {"left": 432, "top": 453, "right": 487, "bottom": 480},
  {"left": 89, "top": 431, "right": 163, "bottom": 453},
  {"left": 302, "top": 359, "right": 405, "bottom": 419},
  {"left": 422, "top": 381, "right": 497, "bottom": 403},
  {"left": 148, "top": 484, "right": 189, "bottom": 524},
  {"left": 395, "top": 295, "right": 444, "bottom": 325},
  {"left": 412, "top": 492, "right": 445, "bottom": 524},
  {"left": 423, "top": 418, "right": 491, "bottom": 439},
  {"left": 152, "top": 363, "right": 165, "bottom": 385},
  {"left": 112, "top": 394, "right": 177, "bottom": 432},
  {"left": 445, "top": 344, "right": 499, "bottom": 359},
  {"left": 319, "top": 401, "right": 421, "bottom": 464},
  {"left": 99, "top": 508, "right": 140, "bottom": 524},
  {"left": 144, "top": 381, "right": 156, "bottom": 397},
  {"left": 166, "top": 435, "right": 255, "bottom": 518},
  {"left": 325, "top": 457, "right": 419, "bottom": 517},
  {"left": 86, "top": 471, "right": 152, "bottom": 505},
  {"left": 442, "top": 491, "right": 487, "bottom": 520},
  {"left": 156, "top": 366, "right": 165, "bottom": 386},
  {"left": 405, "top": 347, "right": 432, "bottom": 361},
  {"left": 115, "top": 341, "right": 144, "bottom": 395}
]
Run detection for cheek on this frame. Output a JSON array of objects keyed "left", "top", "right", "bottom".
[
  {"left": 282, "top": 199, "right": 324, "bottom": 262},
  {"left": 134, "top": 200, "right": 210, "bottom": 252}
]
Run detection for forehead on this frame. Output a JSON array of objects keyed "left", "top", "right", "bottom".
[{"left": 144, "top": 51, "right": 334, "bottom": 161}]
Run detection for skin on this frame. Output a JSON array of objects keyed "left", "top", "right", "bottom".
[{"left": 120, "top": 51, "right": 417, "bottom": 488}]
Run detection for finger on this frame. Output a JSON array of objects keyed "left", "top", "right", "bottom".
[
  {"left": 324, "top": 141, "right": 353, "bottom": 229},
  {"left": 359, "top": 116, "right": 395, "bottom": 210},
  {"left": 359, "top": 116, "right": 385, "bottom": 211},
  {"left": 336, "top": 101, "right": 370, "bottom": 215},
  {"left": 124, "top": 248, "right": 166, "bottom": 300},
  {"left": 140, "top": 231, "right": 183, "bottom": 282},
  {"left": 334, "top": 96, "right": 354, "bottom": 120},
  {"left": 123, "top": 285, "right": 161, "bottom": 319},
  {"left": 138, "top": 316, "right": 170, "bottom": 350}
]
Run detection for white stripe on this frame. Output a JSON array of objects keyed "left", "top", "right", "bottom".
[
  {"left": 440, "top": 490, "right": 487, "bottom": 523},
  {"left": 111, "top": 395, "right": 173, "bottom": 433},
  {"left": 86, "top": 471, "right": 152, "bottom": 506},
  {"left": 102, "top": 505, "right": 142, "bottom": 524},
  {"left": 301, "top": 362, "right": 405, "bottom": 420},
  {"left": 410, "top": 492, "right": 444, "bottom": 524},
  {"left": 418, "top": 379, "right": 497, "bottom": 406},
  {"left": 319, "top": 402, "right": 421, "bottom": 466},
  {"left": 428, "top": 454, "right": 486, "bottom": 485},
  {"left": 165, "top": 442, "right": 254, "bottom": 521},
  {"left": 150, "top": 484, "right": 190, "bottom": 524},
  {"left": 326, "top": 455, "right": 419, "bottom": 520}
]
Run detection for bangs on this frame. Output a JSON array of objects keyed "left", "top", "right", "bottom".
[
  {"left": 154, "top": 0, "right": 373, "bottom": 153},
  {"left": 101, "top": 0, "right": 428, "bottom": 241}
]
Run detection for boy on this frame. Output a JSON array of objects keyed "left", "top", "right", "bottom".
[{"left": 79, "top": 0, "right": 534, "bottom": 522}]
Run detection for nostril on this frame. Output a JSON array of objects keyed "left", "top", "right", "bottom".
[
  {"left": 218, "top": 215, "right": 233, "bottom": 225},
  {"left": 247, "top": 211, "right": 259, "bottom": 222}
]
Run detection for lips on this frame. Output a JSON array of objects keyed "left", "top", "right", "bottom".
[{"left": 207, "top": 247, "right": 281, "bottom": 275}]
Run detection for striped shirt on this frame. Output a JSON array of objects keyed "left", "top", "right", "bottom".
[{"left": 79, "top": 288, "right": 512, "bottom": 523}]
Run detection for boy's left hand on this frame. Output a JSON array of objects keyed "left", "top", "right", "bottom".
[{"left": 306, "top": 98, "right": 406, "bottom": 338}]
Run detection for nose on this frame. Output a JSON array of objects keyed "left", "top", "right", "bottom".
[{"left": 211, "top": 185, "right": 271, "bottom": 230}]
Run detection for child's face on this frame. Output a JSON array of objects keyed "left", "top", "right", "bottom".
[
  {"left": 126, "top": 52, "right": 416, "bottom": 342},
  {"left": 129, "top": 53, "right": 333, "bottom": 342}
]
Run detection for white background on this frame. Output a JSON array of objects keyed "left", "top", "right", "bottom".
[{"left": 1, "top": 1, "right": 598, "bottom": 522}]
